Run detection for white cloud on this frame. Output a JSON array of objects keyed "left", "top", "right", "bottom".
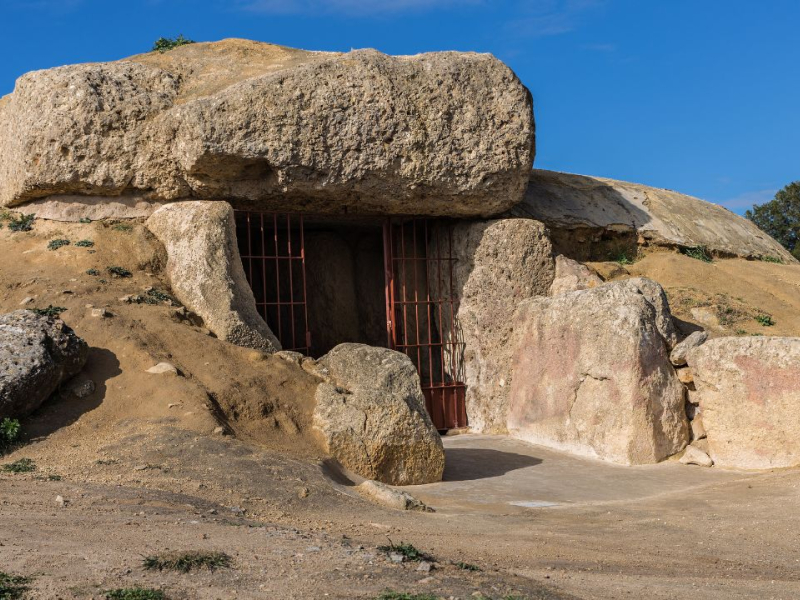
[
  {"left": 717, "top": 189, "right": 776, "bottom": 212},
  {"left": 505, "top": 0, "right": 606, "bottom": 38},
  {"left": 239, "top": 0, "right": 482, "bottom": 16}
]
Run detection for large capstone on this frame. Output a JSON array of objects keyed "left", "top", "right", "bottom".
[
  {"left": 0, "top": 310, "right": 88, "bottom": 419},
  {"left": 312, "top": 343, "right": 445, "bottom": 485},
  {"left": 507, "top": 280, "right": 688, "bottom": 465},
  {"left": 0, "top": 39, "right": 535, "bottom": 217},
  {"left": 689, "top": 336, "right": 800, "bottom": 469}
]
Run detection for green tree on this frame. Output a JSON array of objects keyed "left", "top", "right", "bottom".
[{"left": 746, "top": 181, "right": 800, "bottom": 260}]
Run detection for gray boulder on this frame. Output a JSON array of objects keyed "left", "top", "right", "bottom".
[
  {"left": 0, "top": 310, "right": 88, "bottom": 419},
  {"left": 312, "top": 344, "right": 445, "bottom": 485},
  {"left": 0, "top": 39, "right": 535, "bottom": 217},
  {"left": 670, "top": 330, "right": 708, "bottom": 367}
]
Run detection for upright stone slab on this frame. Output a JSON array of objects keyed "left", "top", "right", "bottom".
[
  {"left": 689, "top": 337, "right": 800, "bottom": 469},
  {"left": 507, "top": 281, "right": 688, "bottom": 465}
]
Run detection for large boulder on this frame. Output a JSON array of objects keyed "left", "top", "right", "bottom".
[
  {"left": 146, "top": 201, "right": 280, "bottom": 352},
  {"left": 507, "top": 280, "right": 688, "bottom": 464},
  {"left": 512, "top": 169, "right": 795, "bottom": 262},
  {"left": 312, "top": 344, "right": 445, "bottom": 485},
  {"left": 689, "top": 337, "right": 800, "bottom": 469},
  {"left": 0, "top": 311, "right": 88, "bottom": 419},
  {"left": 429, "top": 218, "right": 554, "bottom": 432},
  {"left": 549, "top": 255, "right": 603, "bottom": 296},
  {"left": 0, "top": 39, "right": 535, "bottom": 217}
]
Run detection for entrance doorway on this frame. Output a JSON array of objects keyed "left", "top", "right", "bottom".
[{"left": 235, "top": 210, "right": 467, "bottom": 430}]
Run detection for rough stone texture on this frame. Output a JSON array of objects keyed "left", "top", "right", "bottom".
[
  {"left": 680, "top": 444, "right": 714, "bottom": 467},
  {"left": 145, "top": 201, "right": 280, "bottom": 352},
  {"left": 670, "top": 330, "right": 709, "bottom": 367},
  {"left": 0, "top": 310, "right": 88, "bottom": 419},
  {"left": 511, "top": 169, "right": 795, "bottom": 262},
  {"left": 549, "top": 255, "right": 603, "bottom": 296},
  {"left": 429, "top": 219, "right": 555, "bottom": 433},
  {"left": 618, "top": 277, "right": 680, "bottom": 349},
  {"left": 0, "top": 39, "right": 535, "bottom": 217},
  {"left": 312, "top": 343, "right": 444, "bottom": 485},
  {"left": 689, "top": 337, "right": 800, "bottom": 469},
  {"left": 507, "top": 281, "right": 688, "bottom": 465},
  {"left": 355, "top": 480, "right": 432, "bottom": 512},
  {"left": 22, "top": 196, "right": 164, "bottom": 222}
]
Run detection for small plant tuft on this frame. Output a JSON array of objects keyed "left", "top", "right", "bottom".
[
  {"left": 375, "top": 593, "right": 439, "bottom": 600},
  {"left": 30, "top": 305, "right": 67, "bottom": 318},
  {"left": 0, "top": 419, "right": 21, "bottom": 454},
  {"left": 8, "top": 213, "right": 35, "bottom": 232},
  {"left": 86, "top": 268, "right": 101, "bottom": 276},
  {"left": 2, "top": 458, "right": 36, "bottom": 473},
  {"left": 48, "top": 238, "right": 70, "bottom": 251},
  {"left": 75, "top": 239, "right": 94, "bottom": 248},
  {"left": 760, "top": 255, "right": 783, "bottom": 264},
  {"left": 104, "top": 588, "right": 167, "bottom": 600},
  {"left": 755, "top": 314, "right": 775, "bottom": 327},
  {"left": 143, "top": 551, "right": 231, "bottom": 573},
  {"left": 682, "top": 245, "right": 713, "bottom": 262},
  {"left": 112, "top": 223, "right": 134, "bottom": 233},
  {"left": 107, "top": 266, "right": 132, "bottom": 278},
  {"left": 152, "top": 34, "right": 195, "bottom": 53},
  {"left": 0, "top": 571, "right": 31, "bottom": 599},
  {"left": 79, "top": 217, "right": 92, "bottom": 224},
  {"left": 377, "top": 540, "right": 434, "bottom": 563},
  {"left": 454, "top": 561, "right": 481, "bottom": 571}
]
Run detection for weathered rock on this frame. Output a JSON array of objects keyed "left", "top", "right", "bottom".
[
  {"left": 355, "top": 480, "right": 432, "bottom": 512},
  {"left": 689, "top": 337, "right": 800, "bottom": 469},
  {"left": 618, "top": 277, "right": 680, "bottom": 349},
  {"left": 1, "top": 39, "right": 535, "bottom": 217},
  {"left": 680, "top": 444, "right": 713, "bottom": 467},
  {"left": 146, "top": 362, "right": 179, "bottom": 376},
  {"left": 549, "top": 255, "right": 603, "bottom": 296},
  {"left": 430, "top": 219, "right": 554, "bottom": 432},
  {"left": 690, "top": 416, "right": 707, "bottom": 441},
  {"left": 312, "top": 343, "right": 444, "bottom": 485},
  {"left": 676, "top": 367, "right": 694, "bottom": 385},
  {"left": 511, "top": 169, "right": 795, "bottom": 262},
  {"left": 670, "top": 330, "right": 708, "bottom": 366},
  {"left": 146, "top": 201, "right": 280, "bottom": 352},
  {"left": 22, "top": 196, "right": 164, "bottom": 222},
  {"left": 0, "top": 310, "right": 88, "bottom": 419},
  {"left": 507, "top": 281, "right": 688, "bottom": 465}
]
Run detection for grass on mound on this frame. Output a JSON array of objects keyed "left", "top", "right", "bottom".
[
  {"left": 376, "top": 592, "right": 439, "bottom": 600},
  {"left": 30, "top": 305, "right": 67, "bottom": 318},
  {"left": 2, "top": 458, "right": 36, "bottom": 473},
  {"left": 142, "top": 551, "right": 231, "bottom": 573},
  {"left": 377, "top": 541, "right": 435, "bottom": 563},
  {"left": 104, "top": 587, "right": 167, "bottom": 600},
  {"left": 0, "top": 571, "right": 31, "bottom": 599}
]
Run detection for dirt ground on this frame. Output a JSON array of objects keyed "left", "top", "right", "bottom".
[{"left": 1, "top": 216, "right": 800, "bottom": 599}]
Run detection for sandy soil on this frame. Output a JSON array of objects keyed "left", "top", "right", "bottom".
[{"left": 1, "top": 216, "right": 799, "bottom": 599}]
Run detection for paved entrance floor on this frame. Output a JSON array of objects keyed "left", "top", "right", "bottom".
[{"left": 401, "top": 434, "right": 757, "bottom": 514}]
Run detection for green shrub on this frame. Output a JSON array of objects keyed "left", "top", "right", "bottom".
[
  {"left": 377, "top": 541, "right": 434, "bottom": 563},
  {"left": 375, "top": 593, "right": 438, "bottom": 600},
  {"left": 86, "top": 268, "right": 100, "bottom": 276},
  {"left": 47, "top": 238, "right": 70, "bottom": 251},
  {"left": 755, "top": 314, "right": 775, "bottom": 326},
  {"left": 454, "top": 561, "right": 481, "bottom": 571},
  {"left": 75, "top": 239, "right": 94, "bottom": 248},
  {"left": 79, "top": 217, "right": 92, "bottom": 224},
  {"left": 0, "top": 419, "right": 21, "bottom": 453},
  {"left": 107, "top": 266, "right": 132, "bottom": 278},
  {"left": 112, "top": 223, "right": 133, "bottom": 233},
  {"left": 31, "top": 305, "right": 67, "bottom": 318},
  {"left": 2, "top": 458, "right": 36, "bottom": 473},
  {"left": 152, "top": 34, "right": 195, "bottom": 53},
  {"left": 143, "top": 551, "right": 231, "bottom": 573},
  {"left": 682, "top": 246, "right": 713, "bottom": 262},
  {"left": 0, "top": 571, "right": 31, "bottom": 599},
  {"left": 761, "top": 255, "right": 783, "bottom": 264},
  {"left": 8, "top": 214, "right": 34, "bottom": 232}
]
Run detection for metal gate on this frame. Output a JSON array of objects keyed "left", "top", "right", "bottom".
[
  {"left": 383, "top": 218, "right": 467, "bottom": 431},
  {"left": 235, "top": 211, "right": 311, "bottom": 354}
]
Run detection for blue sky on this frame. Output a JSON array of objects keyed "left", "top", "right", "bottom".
[{"left": 1, "top": 0, "right": 798, "bottom": 214}]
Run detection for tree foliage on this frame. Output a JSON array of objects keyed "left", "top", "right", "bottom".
[
  {"left": 152, "top": 34, "right": 195, "bottom": 53},
  {"left": 746, "top": 181, "right": 800, "bottom": 260}
]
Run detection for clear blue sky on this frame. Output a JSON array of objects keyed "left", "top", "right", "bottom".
[{"left": 2, "top": 0, "right": 798, "bottom": 214}]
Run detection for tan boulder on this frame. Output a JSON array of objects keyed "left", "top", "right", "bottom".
[
  {"left": 689, "top": 337, "right": 800, "bottom": 469},
  {"left": 511, "top": 169, "right": 795, "bottom": 262},
  {"left": 0, "top": 39, "right": 535, "bottom": 217},
  {"left": 549, "top": 255, "right": 603, "bottom": 296},
  {"left": 430, "top": 219, "right": 555, "bottom": 432},
  {"left": 312, "top": 343, "right": 444, "bottom": 485},
  {"left": 145, "top": 201, "right": 280, "bottom": 352},
  {"left": 670, "top": 330, "right": 708, "bottom": 366},
  {"left": 507, "top": 280, "right": 688, "bottom": 465}
]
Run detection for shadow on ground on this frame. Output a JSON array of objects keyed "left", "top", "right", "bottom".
[{"left": 442, "top": 447, "right": 542, "bottom": 482}]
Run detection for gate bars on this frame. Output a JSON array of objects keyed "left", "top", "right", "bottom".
[
  {"left": 235, "top": 211, "right": 311, "bottom": 354},
  {"left": 383, "top": 218, "right": 467, "bottom": 431}
]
